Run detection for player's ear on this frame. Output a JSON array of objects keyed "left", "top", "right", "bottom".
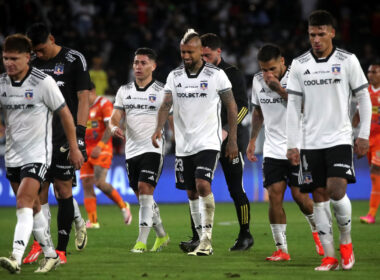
[
  {"left": 151, "top": 62, "right": 157, "bottom": 72},
  {"left": 330, "top": 27, "right": 336, "bottom": 39}
]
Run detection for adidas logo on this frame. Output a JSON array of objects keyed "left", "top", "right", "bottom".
[
  {"left": 260, "top": 88, "right": 265, "bottom": 93},
  {"left": 205, "top": 172, "right": 211, "bottom": 178},
  {"left": 64, "top": 170, "right": 71, "bottom": 175},
  {"left": 2, "top": 92, "right": 6, "bottom": 97},
  {"left": 29, "top": 168, "right": 36, "bottom": 174},
  {"left": 304, "top": 69, "right": 311, "bottom": 75},
  {"left": 176, "top": 83, "right": 182, "bottom": 87},
  {"left": 148, "top": 175, "right": 155, "bottom": 180},
  {"left": 14, "top": 240, "right": 25, "bottom": 246},
  {"left": 140, "top": 222, "right": 148, "bottom": 227},
  {"left": 126, "top": 95, "right": 131, "bottom": 99},
  {"left": 346, "top": 169, "right": 352, "bottom": 175}
]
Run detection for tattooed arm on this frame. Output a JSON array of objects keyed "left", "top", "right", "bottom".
[
  {"left": 220, "top": 89, "right": 238, "bottom": 160},
  {"left": 152, "top": 91, "right": 173, "bottom": 148},
  {"left": 246, "top": 106, "right": 264, "bottom": 162}
]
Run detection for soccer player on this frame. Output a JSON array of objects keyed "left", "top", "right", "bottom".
[
  {"left": 110, "top": 48, "right": 169, "bottom": 253},
  {"left": 286, "top": 10, "right": 371, "bottom": 271},
  {"left": 80, "top": 83, "right": 132, "bottom": 229},
  {"left": 152, "top": 29, "right": 238, "bottom": 256},
  {"left": 178, "top": 33, "right": 253, "bottom": 252},
  {"left": 246, "top": 44, "right": 324, "bottom": 261},
  {"left": 24, "top": 23, "right": 91, "bottom": 264},
  {"left": 358, "top": 61, "right": 380, "bottom": 224},
  {"left": 0, "top": 34, "right": 83, "bottom": 274}
]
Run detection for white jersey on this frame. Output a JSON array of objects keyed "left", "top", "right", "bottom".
[
  {"left": 165, "top": 62, "right": 232, "bottom": 156},
  {"left": 287, "top": 47, "right": 368, "bottom": 149},
  {"left": 0, "top": 68, "right": 66, "bottom": 167},
  {"left": 251, "top": 69, "right": 290, "bottom": 159},
  {"left": 114, "top": 80, "right": 164, "bottom": 159}
]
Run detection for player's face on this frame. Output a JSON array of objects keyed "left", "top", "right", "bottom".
[
  {"left": 368, "top": 65, "right": 380, "bottom": 87},
  {"left": 259, "top": 56, "right": 285, "bottom": 80},
  {"left": 308, "top": 25, "right": 335, "bottom": 58},
  {"left": 133, "top": 55, "right": 156, "bottom": 81},
  {"left": 32, "top": 35, "right": 55, "bottom": 60},
  {"left": 202, "top": 47, "right": 221, "bottom": 66},
  {"left": 180, "top": 42, "right": 202, "bottom": 70},
  {"left": 2, "top": 51, "right": 30, "bottom": 80}
]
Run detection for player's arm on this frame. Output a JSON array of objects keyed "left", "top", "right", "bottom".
[
  {"left": 220, "top": 89, "right": 238, "bottom": 160},
  {"left": 57, "top": 105, "right": 84, "bottom": 169},
  {"left": 152, "top": 91, "right": 172, "bottom": 148},
  {"left": 109, "top": 108, "right": 125, "bottom": 139},
  {"left": 354, "top": 86, "right": 371, "bottom": 157},
  {"left": 286, "top": 91, "right": 302, "bottom": 165},
  {"left": 91, "top": 120, "right": 112, "bottom": 159},
  {"left": 246, "top": 106, "right": 263, "bottom": 162}
]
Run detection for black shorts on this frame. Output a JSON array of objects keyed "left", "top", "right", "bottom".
[
  {"left": 45, "top": 146, "right": 75, "bottom": 183},
  {"left": 262, "top": 157, "right": 299, "bottom": 188},
  {"left": 299, "top": 144, "right": 356, "bottom": 193},
  {"left": 125, "top": 152, "right": 163, "bottom": 192},
  {"left": 175, "top": 150, "right": 220, "bottom": 191},
  {"left": 6, "top": 163, "right": 48, "bottom": 184}
]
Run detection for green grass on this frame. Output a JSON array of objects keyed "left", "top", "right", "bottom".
[{"left": 0, "top": 201, "right": 379, "bottom": 279}]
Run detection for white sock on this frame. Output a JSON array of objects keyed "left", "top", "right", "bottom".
[
  {"left": 199, "top": 193, "right": 215, "bottom": 241},
  {"left": 33, "top": 210, "right": 56, "bottom": 258},
  {"left": 152, "top": 201, "right": 166, "bottom": 238},
  {"left": 270, "top": 224, "right": 288, "bottom": 253},
  {"left": 12, "top": 208, "right": 34, "bottom": 265},
  {"left": 189, "top": 199, "right": 202, "bottom": 238},
  {"left": 73, "top": 198, "right": 85, "bottom": 229},
  {"left": 137, "top": 194, "right": 154, "bottom": 244},
  {"left": 314, "top": 201, "right": 336, "bottom": 258},
  {"left": 41, "top": 203, "right": 51, "bottom": 230},
  {"left": 304, "top": 213, "right": 317, "bottom": 232},
  {"left": 331, "top": 194, "right": 352, "bottom": 244}
]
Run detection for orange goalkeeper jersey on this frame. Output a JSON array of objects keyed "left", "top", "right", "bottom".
[
  {"left": 85, "top": 96, "right": 113, "bottom": 153},
  {"left": 370, "top": 85, "right": 380, "bottom": 135}
]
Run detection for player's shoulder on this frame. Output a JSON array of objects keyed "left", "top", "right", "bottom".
[
  {"left": 152, "top": 80, "right": 165, "bottom": 91},
  {"left": 99, "top": 96, "right": 112, "bottom": 107},
  {"left": 63, "top": 47, "right": 88, "bottom": 68},
  {"left": 30, "top": 67, "right": 48, "bottom": 81},
  {"left": 253, "top": 71, "right": 264, "bottom": 82},
  {"left": 204, "top": 62, "right": 221, "bottom": 71},
  {"left": 293, "top": 50, "right": 312, "bottom": 64},
  {"left": 0, "top": 72, "right": 8, "bottom": 85},
  {"left": 334, "top": 47, "right": 354, "bottom": 62},
  {"left": 171, "top": 65, "right": 185, "bottom": 78},
  {"left": 119, "top": 81, "right": 134, "bottom": 92}
]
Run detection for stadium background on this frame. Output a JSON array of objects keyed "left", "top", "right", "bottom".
[{"left": 0, "top": 0, "right": 378, "bottom": 206}]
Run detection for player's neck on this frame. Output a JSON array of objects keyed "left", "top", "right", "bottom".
[
  {"left": 9, "top": 66, "right": 30, "bottom": 82},
  {"left": 187, "top": 60, "right": 203, "bottom": 74},
  {"left": 313, "top": 44, "right": 334, "bottom": 59},
  {"left": 49, "top": 45, "right": 62, "bottom": 60},
  {"left": 135, "top": 77, "right": 153, "bottom": 88},
  {"left": 371, "top": 83, "right": 380, "bottom": 91}
]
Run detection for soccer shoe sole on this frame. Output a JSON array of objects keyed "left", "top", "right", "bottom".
[{"left": 0, "top": 257, "right": 21, "bottom": 274}]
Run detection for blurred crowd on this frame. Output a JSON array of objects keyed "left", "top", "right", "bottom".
[{"left": 0, "top": 0, "right": 379, "bottom": 151}]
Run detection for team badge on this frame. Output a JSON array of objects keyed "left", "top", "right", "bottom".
[
  {"left": 25, "top": 91, "right": 33, "bottom": 99},
  {"left": 302, "top": 172, "right": 313, "bottom": 184},
  {"left": 149, "top": 94, "right": 156, "bottom": 102},
  {"left": 332, "top": 65, "right": 341, "bottom": 75},
  {"left": 200, "top": 81, "right": 208, "bottom": 90},
  {"left": 54, "top": 64, "right": 64, "bottom": 75}
]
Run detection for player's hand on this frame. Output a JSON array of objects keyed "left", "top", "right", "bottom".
[
  {"left": 111, "top": 126, "right": 125, "bottom": 140},
  {"left": 246, "top": 139, "right": 258, "bottom": 162},
  {"left": 222, "top": 129, "right": 228, "bottom": 141},
  {"left": 76, "top": 125, "right": 88, "bottom": 162},
  {"left": 68, "top": 147, "right": 84, "bottom": 170},
  {"left": 91, "top": 146, "right": 101, "bottom": 159},
  {"left": 225, "top": 139, "right": 238, "bottom": 161},
  {"left": 354, "top": 137, "right": 369, "bottom": 158},
  {"left": 287, "top": 148, "right": 300, "bottom": 166},
  {"left": 263, "top": 72, "right": 281, "bottom": 92},
  {"left": 151, "top": 129, "right": 162, "bottom": 148}
]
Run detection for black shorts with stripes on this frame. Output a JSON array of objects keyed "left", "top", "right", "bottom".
[{"left": 6, "top": 163, "right": 48, "bottom": 184}]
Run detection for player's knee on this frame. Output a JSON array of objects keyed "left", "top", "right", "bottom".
[
  {"left": 327, "top": 177, "right": 347, "bottom": 200},
  {"left": 196, "top": 179, "right": 211, "bottom": 196}
]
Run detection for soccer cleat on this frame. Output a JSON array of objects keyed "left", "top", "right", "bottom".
[
  {"left": 34, "top": 255, "right": 60, "bottom": 273},
  {"left": 131, "top": 242, "right": 147, "bottom": 253},
  {"left": 0, "top": 255, "right": 21, "bottom": 274},
  {"left": 315, "top": 257, "right": 339, "bottom": 271},
  {"left": 340, "top": 243, "right": 355, "bottom": 270},
  {"left": 122, "top": 202, "right": 132, "bottom": 225},
  {"left": 55, "top": 250, "right": 67, "bottom": 264},
  {"left": 229, "top": 233, "right": 254, "bottom": 251},
  {"left": 75, "top": 220, "right": 88, "bottom": 251},
  {"left": 151, "top": 234, "right": 170, "bottom": 252},
  {"left": 188, "top": 237, "right": 213, "bottom": 256},
  {"left": 23, "top": 240, "right": 42, "bottom": 264},
  {"left": 86, "top": 220, "right": 100, "bottom": 229},
  {"left": 266, "top": 249, "right": 291, "bottom": 261},
  {"left": 179, "top": 237, "right": 200, "bottom": 253},
  {"left": 312, "top": 232, "right": 325, "bottom": 256},
  {"left": 360, "top": 214, "right": 375, "bottom": 224}
]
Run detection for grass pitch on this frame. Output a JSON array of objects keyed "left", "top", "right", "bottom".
[{"left": 0, "top": 201, "right": 379, "bottom": 279}]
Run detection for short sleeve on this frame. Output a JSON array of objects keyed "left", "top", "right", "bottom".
[
  {"left": 42, "top": 76, "right": 66, "bottom": 111},
  {"left": 72, "top": 52, "right": 92, "bottom": 91},
  {"left": 217, "top": 69, "right": 232, "bottom": 94},
  {"left": 164, "top": 72, "right": 175, "bottom": 94},
  {"left": 286, "top": 60, "right": 303, "bottom": 96},
  {"left": 349, "top": 54, "right": 368, "bottom": 94},
  {"left": 251, "top": 76, "right": 260, "bottom": 107},
  {"left": 114, "top": 87, "right": 124, "bottom": 110},
  {"left": 101, "top": 98, "right": 113, "bottom": 122}
]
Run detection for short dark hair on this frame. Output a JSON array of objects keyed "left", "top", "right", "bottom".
[
  {"left": 3, "top": 34, "right": 32, "bottom": 53},
  {"left": 200, "top": 33, "right": 221, "bottom": 50},
  {"left": 308, "top": 10, "right": 335, "bottom": 27},
  {"left": 257, "top": 44, "right": 282, "bottom": 62},
  {"left": 135, "top": 47, "right": 157, "bottom": 61},
  {"left": 370, "top": 60, "right": 380, "bottom": 67},
  {"left": 26, "top": 23, "right": 51, "bottom": 46}
]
